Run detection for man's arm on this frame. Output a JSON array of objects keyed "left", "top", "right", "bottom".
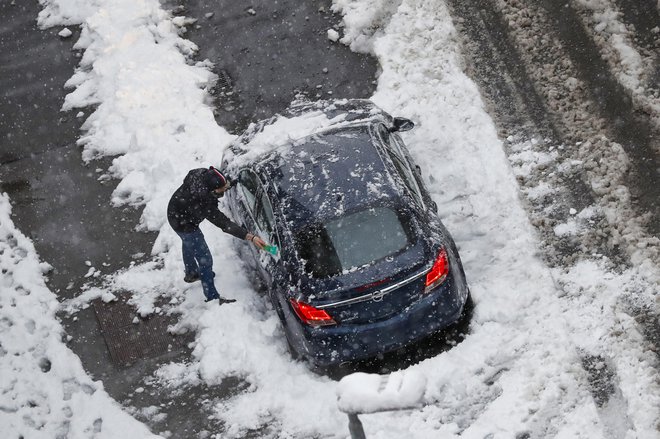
[
  {"left": 208, "top": 210, "right": 268, "bottom": 249},
  {"left": 207, "top": 208, "right": 249, "bottom": 240}
]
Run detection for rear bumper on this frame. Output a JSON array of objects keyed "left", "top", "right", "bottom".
[{"left": 288, "top": 279, "right": 468, "bottom": 367}]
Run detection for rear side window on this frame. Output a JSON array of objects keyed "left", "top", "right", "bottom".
[{"left": 295, "top": 207, "right": 410, "bottom": 278}]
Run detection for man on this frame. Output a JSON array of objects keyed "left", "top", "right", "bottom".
[{"left": 167, "top": 166, "right": 266, "bottom": 304}]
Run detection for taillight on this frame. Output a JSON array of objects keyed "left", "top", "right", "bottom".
[
  {"left": 425, "top": 248, "right": 449, "bottom": 293},
  {"left": 289, "top": 298, "right": 336, "bottom": 327}
]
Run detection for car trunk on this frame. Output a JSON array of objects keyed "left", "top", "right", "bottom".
[{"left": 302, "top": 242, "right": 431, "bottom": 325}]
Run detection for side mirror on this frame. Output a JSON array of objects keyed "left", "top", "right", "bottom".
[{"left": 390, "top": 117, "right": 415, "bottom": 132}]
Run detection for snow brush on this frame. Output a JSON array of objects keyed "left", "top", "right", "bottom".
[{"left": 263, "top": 244, "right": 278, "bottom": 255}]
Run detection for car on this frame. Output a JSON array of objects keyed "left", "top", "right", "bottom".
[{"left": 221, "top": 99, "right": 470, "bottom": 368}]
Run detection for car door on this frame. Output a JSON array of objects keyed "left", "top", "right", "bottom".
[
  {"left": 390, "top": 132, "right": 437, "bottom": 213},
  {"left": 236, "top": 168, "right": 260, "bottom": 230},
  {"left": 252, "top": 188, "right": 281, "bottom": 286},
  {"left": 236, "top": 169, "right": 280, "bottom": 286},
  {"left": 375, "top": 124, "right": 426, "bottom": 210}
]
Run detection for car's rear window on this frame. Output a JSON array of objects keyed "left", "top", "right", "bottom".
[{"left": 295, "top": 207, "right": 410, "bottom": 278}]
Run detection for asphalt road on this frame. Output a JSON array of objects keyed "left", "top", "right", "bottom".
[
  {"left": 0, "top": 0, "right": 376, "bottom": 436},
  {"left": 181, "top": 0, "right": 377, "bottom": 133}
]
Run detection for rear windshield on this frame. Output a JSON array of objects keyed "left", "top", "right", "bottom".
[{"left": 295, "top": 207, "right": 411, "bottom": 278}]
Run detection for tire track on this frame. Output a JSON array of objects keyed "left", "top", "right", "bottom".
[
  {"left": 445, "top": 0, "right": 618, "bottom": 266},
  {"left": 444, "top": 0, "right": 659, "bottom": 433},
  {"left": 445, "top": 0, "right": 659, "bottom": 282},
  {"left": 573, "top": 0, "right": 660, "bottom": 109},
  {"left": 538, "top": 0, "right": 659, "bottom": 237}
]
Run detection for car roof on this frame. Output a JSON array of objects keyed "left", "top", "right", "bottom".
[{"left": 261, "top": 124, "right": 403, "bottom": 226}]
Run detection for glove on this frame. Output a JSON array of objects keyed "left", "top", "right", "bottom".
[{"left": 225, "top": 175, "right": 239, "bottom": 189}]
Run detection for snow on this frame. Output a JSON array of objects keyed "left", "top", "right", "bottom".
[
  {"left": 572, "top": 0, "right": 660, "bottom": 130},
  {"left": 337, "top": 371, "right": 427, "bottom": 414},
  {"left": 1, "top": 0, "right": 656, "bottom": 437},
  {"left": 40, "top": 0, "right": 232, "bottom": 232},
  {"left": 331, "top": 0, "right": 401, "bottom": 54},
  {"left": 0, "top": 194, "right": 160, "bottom": 439},
  {"left": 58, "top": 27, "right": 73, "bottom": 38},
  {"left": 230, "top": 110, "right": 350, "bottom": 168},
  {"left": 327, "top": 28, "right": 340, "bottom": 42},
  {"left": 575, "top": 0, "right": 643, "bottom": 91}
]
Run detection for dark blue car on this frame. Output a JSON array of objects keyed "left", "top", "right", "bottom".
[{"left": 222, "top": 99, "right": 470, "bottom": 368}]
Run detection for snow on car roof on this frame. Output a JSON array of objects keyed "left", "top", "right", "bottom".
[
  {"left": 266, "top": 125, "right": 401, "bottom": 224},
  {"left": 226, "top": 99, "right": 390, "bottom": 170}
]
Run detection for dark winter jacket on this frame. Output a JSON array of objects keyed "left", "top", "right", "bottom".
[{"left": 167, "top": 168, "right": 248, "bottom": 238}]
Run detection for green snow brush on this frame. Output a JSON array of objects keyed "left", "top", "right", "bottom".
[{"left": 263, "top": 244, "right": 278, "bottom": 255}]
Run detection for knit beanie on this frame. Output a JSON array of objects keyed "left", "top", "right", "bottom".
[{"left": 206, "top": 166, "right": 227, "bottom": 190}]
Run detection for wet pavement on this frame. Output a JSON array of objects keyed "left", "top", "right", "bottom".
[
  {"left": 181, "top": 0, "right": 377, "bottom": 133},
  {"left": 539, "top": 0, "right": 659, "bottom": 236},
  {"left": 446, "top": 0, "right": 659, "bottom": 257},
  {"left": 0, "top": 0, "right": 376, "bottom": 436}
]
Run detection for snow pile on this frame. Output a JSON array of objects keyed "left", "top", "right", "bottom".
[
  {"left": 333, "top": 0, "right": 659, "bottom": 437},
  {"left": 337, "top": 371, "right": 427, "bottom": 414},
  {"left": 330, "top": 0, "right": 401, "bottom": 53},
  {"left": 0, "top": 194, "right": 160, "bottom": 438},
  {"left": 39, "top": 0, "right": 232, "bottom": 233}
]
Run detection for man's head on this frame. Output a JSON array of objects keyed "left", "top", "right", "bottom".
[{"left": 207, "top": 166, "right": 231, "bottom": 196}]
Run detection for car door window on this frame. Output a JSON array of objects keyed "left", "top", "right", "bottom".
[
  {"left": 391, "top": 133, "right": 432, "bottom": 203},
  {"left": 254, "top": 191, "right": 281, "bottom": 263},
  {"left": 255, "top": 192, "right": 275, "bottom": 236},
  {"left": 240, "top": 170, "right": 280, "bottom": 262},
  {"left": 239, "top": 169, "right": 260, "bottom": 214},
  {"left": 376, "top": 125, "right": 424, "bottom": 207}
]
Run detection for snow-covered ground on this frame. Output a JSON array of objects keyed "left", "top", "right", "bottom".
[
  {"left": 572, "top": 0, "right": 660, "bottom": 132},
  {"left": 1, "top": 0, "right": 657, "bottom": 438},
  {"left": 492, "top": 0, "right": 660, "bottom": 275},
  {"left": 0, "top": 194, "right": 160, "bottom": 439}
]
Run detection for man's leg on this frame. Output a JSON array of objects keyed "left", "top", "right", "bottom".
[
  {"left": 189, "top": 229, "right": 220, "bottom": 301},
  {"left": 176, "top": 231, "right": 199, "bottom": 280}
]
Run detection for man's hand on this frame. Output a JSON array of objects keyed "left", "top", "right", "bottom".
[
  {"left": 246, "top": 233, "right": 267, "bottom": 250},
  {"left": 252, "top": 236, "right": 267, "bottom": 250}
]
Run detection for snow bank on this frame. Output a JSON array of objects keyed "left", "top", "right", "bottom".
[
  {"left": 337, "top": 371, "right": 427, "bottom": 414},
  {"left": 0, "top": 194, "right": 160, "bottom": 438},
  {"left": 39, "top": 0, "right": 233, "bottom": 233}
]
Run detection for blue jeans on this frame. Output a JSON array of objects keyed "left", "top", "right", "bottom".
[{"left": 175, "top": 228, "right": 220, "bottom": 301}]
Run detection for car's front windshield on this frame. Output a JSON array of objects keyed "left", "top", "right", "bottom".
[{"left": 295, "top": 206, "right": 411, "bottom": 278}]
